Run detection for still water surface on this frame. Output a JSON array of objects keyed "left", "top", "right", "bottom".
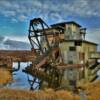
[
  {"left": 6, "top": 63, "right": 33, "bottom": 90},
  {"left": 3, "top": 63, "right": 100, "bottom": 90}
]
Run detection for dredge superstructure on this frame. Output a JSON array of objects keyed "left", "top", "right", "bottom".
[
  {"left": 0, "top": 18, "right": 100, "bottom": 90},
  {"left": 23, "top": 18, "right": 100, "bottom": 90}
]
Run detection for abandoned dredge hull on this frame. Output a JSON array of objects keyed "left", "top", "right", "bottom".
[{"left": 0, "top": 18, "right": 100, "bottom": 90}]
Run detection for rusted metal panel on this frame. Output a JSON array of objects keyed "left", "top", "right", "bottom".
[
  {"left": 57, "top": 63, "right": 84, "bottom": 69},
  {"left": 36, "top": 58, "right": 47, "bottom": 68},
  {"left": 79, "top": 52, "right": 85, "bottom": 60}
]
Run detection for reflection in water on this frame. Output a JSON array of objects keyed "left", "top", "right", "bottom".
[
  {"left": 27, "top": 75, "right": 40, "bottom": 90},
  {"left": 6, "top": 63, "right": 32, "bottom": 89},
  {"left": 1, "top": 63, "right": 100, "bottom": 90}
]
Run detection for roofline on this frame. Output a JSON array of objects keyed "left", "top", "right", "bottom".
[
  {"left": 51, "top": 21, "right": 82, "bottom": 27},
  {"left": 60, "top": 39, "right": 98, "bottom": 45}
]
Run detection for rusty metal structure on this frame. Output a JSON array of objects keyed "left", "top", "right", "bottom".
[
  {"left": 23, "top": 18, "right": 100, "bottom": 90},
  {"left": 0, "top": 17, "right": 100, "bottom": 91},
  {"left": 23, "top": 18, "right": 63, "bottom": 90}
]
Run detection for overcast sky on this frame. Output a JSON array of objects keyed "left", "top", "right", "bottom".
[{"left": 0, "top": 0, "right": 100, "bottom": 48}]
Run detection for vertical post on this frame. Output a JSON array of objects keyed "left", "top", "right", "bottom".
[{"left": 18, "top": 61, "right": 20, "bottom": 70}]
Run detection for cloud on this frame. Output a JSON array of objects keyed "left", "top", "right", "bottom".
[
  {"left": 61, "top": 0, "right": 100, "bottom": 17},
  {"left": 0, "top": 0, "right": 99, "bottom": 24},
  {"left": 0, "top": 34, "right": 30, "bottom": 50},
  {"left": 18, "top": 15, "right": 27, "bottom": 22},
  {"left": 6, "top": 35, "right": 29, "bottom": 43},
  {"left": 11, "top": 18, "right": 18, "bottom": 23},
  {"left": 86, "top": 28, "right": 100, "bottom": 42},
  {"left": 0, "top": 35, "right": 5, "bottom": 43},
  {"left": 86, "top": 28, "right": 100, "bottom": 50},
  {"left": 0, "top": 0, "right": 100, "bottom": 50},
  {"left": 4, "top": 39, "right": 31, "bottom": 50},
  {"left": 47, "top": 11, "right": 65, "bottom": 23},
  {"left": 0, "top": 0, "right": 100, "bottom": 41},
  {"left": 2, "top": 11, "right": 16, "bottom": 17}
]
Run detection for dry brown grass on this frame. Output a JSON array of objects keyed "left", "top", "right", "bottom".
[
  {"left": 1, "top": 80, "right": 100, "bottom": 100},
  {"left": 0, "top": 68, "right": 100, "bottom": 100},
  {"left": 0, "top": 81, "right": 100, "bottom": 100},
  {"left": 0, "top": 68, "right": 12, "bottom": 85},
  {"left": 0, "top": 88, "right": 80, "bottom": 100},
  {"left": 83, "top": 81, "right": 100, "bottom": 100},
  {"left": 0, "top": 88, "right": 36, "bottom": 100}
]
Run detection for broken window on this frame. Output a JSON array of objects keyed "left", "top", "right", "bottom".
[
  {"left": 74, "top": 41, "right": 82, "bottom": 46},
  {"left": 69, "top": 46, "right": 76, "bottom": 51}
]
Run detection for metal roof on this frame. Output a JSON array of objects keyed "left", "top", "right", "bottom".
[{"left": 51, "top": 21, "right": 82, "bottom": 27}]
